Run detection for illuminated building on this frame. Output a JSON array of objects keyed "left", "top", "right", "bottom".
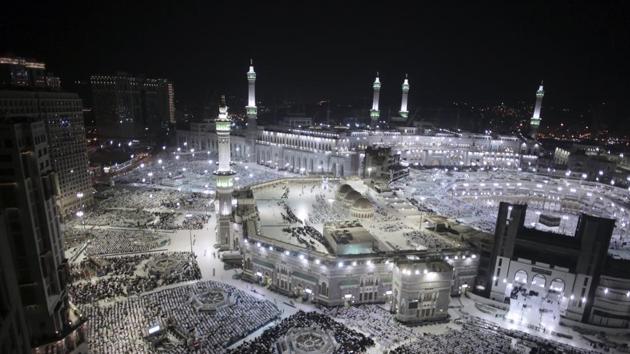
[
  {"left": 90, "top": 73, "right": 175, "bottom": 140},
  {"left": 485, "top": 202, "right": 630, "bottom": 328},
  {"left": 0, "top": 118, "right": 87, "bottom": 352},
  {"left": 234, "top": 178, "right": 481, "bottom": 323},
  {"left": 0, "top": 56, "right": 60, "bottom": 89},
  {"left": 0, "top": 90, "right": 93, "bottom": 217}
]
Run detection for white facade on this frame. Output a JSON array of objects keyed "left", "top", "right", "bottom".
[
  {"left": 177, "top": 126, "right": 537, "bottom": 176},
  {"left": 489, "top": 256, "right": 589, "bottom": 322}
]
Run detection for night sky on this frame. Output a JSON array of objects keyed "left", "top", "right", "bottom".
[{"left": 1, "top": 1, "right": 629, "bottom": 125}]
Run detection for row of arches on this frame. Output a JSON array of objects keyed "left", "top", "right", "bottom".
[
  {"left": 255, "top": 148, "right": 348, "bottom": 177},
  {"left": 261, "top": 133, "right": 336, "bottom": 151},
  {"left": 513, "top": 270, "right": 566, "bottom": 293}
]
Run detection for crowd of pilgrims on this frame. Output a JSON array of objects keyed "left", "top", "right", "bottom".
[
  {"left": 402, "top": 230, "right": 456, "bottom": 250},
  {"left": 281, "top": 225, "right": 330, "bottom": 252},
  {"left": 73, "top": 208, "right": 157, "bottom": 227},
  {"left": 64, "top": 229, "right": 169, "bottom": 256},
  {"left": 69, "top": 252, "right": 201, "bottom": 304},
  {"left": 80, "top": 281, "right": 280, "bottom": 354},
  {"left": 115, "top": 153, "right": 290, "bottom": 191},
  {"left": 277, "top": 190, "right": 333, "bottom": 252},
  {"left": 278, "top": 200, "right": 300, "bottom": 224},
  {"left": 68, "top": 206, "right": 209, "bottom": 233},
  {"left": 181, "top": 214, "right": 211, "bottom": 230},
  {"left": 228, "top": 311, "right": 374, "bottom": 354},
  {"left": 307, "top": 193, "right": 348, "bottom": 225},
  {"left": 390, "top": 316, "right": 601, "bottom": 354},
  {"left": 323, "top": 305, "right": 416, "bottom": 350},
  {"left": 365, "top": 208, "right": 411, "bottom": 233},
  {"left": 98, "top": 186, "right": 212, "bottom": 211}
]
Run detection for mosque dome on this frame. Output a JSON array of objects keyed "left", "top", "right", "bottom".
[
  {"left": 352, "top": 197, "right": 373, "bottom": 210},
  {"left": 351, "top": 197, "right": 375, "bottom": 219},
  {"left": 344, "top": 190, "right": 362, "bottom": 204}
]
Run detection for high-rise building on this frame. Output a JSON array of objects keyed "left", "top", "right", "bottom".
[
  {"left": 486, "top": 202, "right": 616, "bottom": 324},
  {"left": 0, "top": 90, "right": 93, "bottom": 217},
  {"left": 0, "top": 118, "right": 87, "bottom": 352},
  {"left": 0, "top": 209, "right": 31, "bottom": 354},
  {"left": 0, "top": 56, "right": 60, "bottom": 90},
  {"left": 90, "top": 73, "right": 175, "bottom": 141}
]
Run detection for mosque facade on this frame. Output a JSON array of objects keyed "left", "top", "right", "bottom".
[{"left": 176, "top": 62, "right": 541, "bottom": 177}]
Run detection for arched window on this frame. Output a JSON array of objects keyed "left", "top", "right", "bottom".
[
  {"left": 514, "top": 270, "right": 528, "bottom": 285},
  {"left": 320, "top": 282, "right": 328, "bottom": 296},
  {"left": 550, "top": 278, "right": 565, "bottom": 293},
  {"left": 532, "top": 274, "right": 547, "bottom": 288}
]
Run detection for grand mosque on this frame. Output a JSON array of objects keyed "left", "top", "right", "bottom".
[{"left": 175, "top": 62, "right": 630, "bottom": 329}]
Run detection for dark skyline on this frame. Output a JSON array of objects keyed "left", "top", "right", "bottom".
[{"left": 2, "top": 1, "right": 629, "bottom": 122}]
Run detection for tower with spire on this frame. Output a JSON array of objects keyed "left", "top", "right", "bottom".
[
  {"left": 246, "top": 59, "right": 257, "bottom": 161},
  {"left": 529, "top": 81, "right": 544, "bottom": 139},
  {"left": 370, "top": 73, "right": 381, "bottom": 126},
  {"left": 399, "top": 74, "right": 410, "bottom": 119},
  {"left": 214, "top": 95, "right": 236, "bottom": 247}
]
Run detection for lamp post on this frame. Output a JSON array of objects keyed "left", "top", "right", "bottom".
[
  {"left": 186, "top": 213, "right": 193, "bottom": 254},
  {"left": 76, "top": 211, "right": 85, "bottom": 235},
  {"left": 76, "top": 192, "right": 84, "bottom": 209}
]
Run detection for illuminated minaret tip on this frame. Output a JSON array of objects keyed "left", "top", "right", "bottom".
[
  {"left": 529, "top": 80, "right": 544, "bottom": 139},
  {"left": 399, "top": 74, "right": 410, "bottom": 118},
  {"left": 215, "top": 95, "right": 233, "bottom": 174},
  {"left": 246, "top": 59, "right": 257, "bottom": 115},
  {"left": 370, "top": 72, "right": 381, "bottom": 125}
]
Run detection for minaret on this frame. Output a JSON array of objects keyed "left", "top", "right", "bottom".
[
  {"left": 529, "top": 81, "right": 544, "bottom": 139},
  {"left": 247, "top": 59, "right": 256, "bottom": 110},
  {"left": 214, "top": 95, "right": 236, "bottom": 248},
  {"left": 370, "top": 73, "right": 381, "bottom": 126},
  {"left": 216, "top": 95, "right": 232, "bottom": 172},
  {"left": 399, "top": 74, "right": 410, "bottom": 119},
  {"left": 246, "top": 59, "right": 257, "bottom": 161}
]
